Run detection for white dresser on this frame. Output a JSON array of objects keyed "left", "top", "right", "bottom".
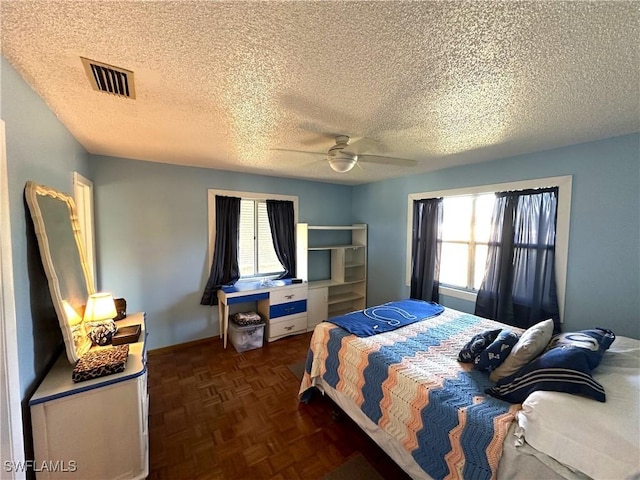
[{"left": 29, "top": 313, "right": 148, "bottom": 480}]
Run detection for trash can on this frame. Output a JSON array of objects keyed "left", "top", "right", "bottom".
[{"left": 228, "top": 312, "right": 265, "bottom": 353}]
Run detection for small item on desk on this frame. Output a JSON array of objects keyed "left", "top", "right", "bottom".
[
  {"left": 113, "top": 297, "right": 127, "bottom": 321},
  {"left": 231, "top": 311, "right": 263, "bottom": 326},
  {"left": 72, "top": 344, "right": 129, "bottom": 383},
  {"left": 112, "top": 324, "right": 141, "bottom": 345},
  {"left": 291, "top": 278, "right": 303, "bottom": 284},
  {"left": 86, "top": 319, "right": 117, "bottom": 346}
]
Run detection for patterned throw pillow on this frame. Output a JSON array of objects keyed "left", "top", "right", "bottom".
[
  {"left": 486, "top": 328, "right": 615, "bottom": 403},
  {"left": 474, "top": 330, "right": 520, "bottom": 372},
  {"left": 457, "top": 329, "right": 502, "bottom": 363}
]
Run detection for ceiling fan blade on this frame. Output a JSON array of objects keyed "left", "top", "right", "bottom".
[
  {"left": 269, "top": 148, "right": 326, "bottom": 157},
  {"left": 343, "top": 137, "right": 381, "bottom": 154},
  {"left": 357, "top": 154, "right": 417, "bottom": 167}
]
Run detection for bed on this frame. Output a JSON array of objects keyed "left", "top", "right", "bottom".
[{"left": 298, "top": 299, "right": 640, "bottom": 480}]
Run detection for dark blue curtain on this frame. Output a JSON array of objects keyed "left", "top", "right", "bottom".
[
  {"left": 200, "top": 195, "right": 241, "bottom": 306},
  {"left": 266, "top": 200, "right": 296, "bottom": 279},
  {"left": 410, "top": 197, "right": 443, "bottom": 302},
  {"left": 475, "top": 187, "right": 561, "bottom": 332}
]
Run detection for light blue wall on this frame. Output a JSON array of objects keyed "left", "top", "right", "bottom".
[
  {"left": 1, "top": 56, "right": 91, "bottom": 397},
  {"left": 89, "top": 156, "right": 353, "bottom": 350},
  {"left": 353, "top": 134, "right": 640, "bottom": 339}
]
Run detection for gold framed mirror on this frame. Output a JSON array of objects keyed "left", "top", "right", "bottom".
[{"left": 25, "top": 181, "right": 96, "bottom": 363}]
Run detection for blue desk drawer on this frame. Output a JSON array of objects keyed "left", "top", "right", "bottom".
[
  {"left": 270, "top": 299, "right": 307, "bottom": 319},
  {"left": 227, "top": 292, "right": 269, "bottom": 304}
]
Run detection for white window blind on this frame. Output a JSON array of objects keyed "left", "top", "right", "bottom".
[{"left": 238, "top": 199, "right": 284, "bottom": 278}]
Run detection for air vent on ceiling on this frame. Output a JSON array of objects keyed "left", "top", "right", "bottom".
[{"left": 81, "top": 57, "right": 136, "bottom": 99}]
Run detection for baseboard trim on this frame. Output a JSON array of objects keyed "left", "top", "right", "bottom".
[{"left": 148, "top": 336, "right": 217, "bottom": 355}]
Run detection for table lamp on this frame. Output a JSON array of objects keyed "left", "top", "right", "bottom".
[
  {"left": 84, "top": 293, "right": 118, "bottom": 346},
  {"left": 84, "top": 293, "right": 117, "bottom": 323}
]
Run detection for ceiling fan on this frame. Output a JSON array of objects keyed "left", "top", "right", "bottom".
[{"left": 274, "top": 135, "right": 418, "bottom": 173}]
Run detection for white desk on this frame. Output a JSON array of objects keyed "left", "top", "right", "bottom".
[{"left": 217, "top": 280, "right": 308, "bottom": 347}]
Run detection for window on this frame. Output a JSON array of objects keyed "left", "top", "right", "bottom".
[
  {"left": 239, "top": 199, "right": 283, "bottom": 277},
  {"left": 207, "top": 189, "right": 298, "bottom": 280},
  {"left": 406, "top": 176, "right": 572, "bottom": 318},
  {"left": 440, "top": 193, "right": 495, "bottom": 291}
]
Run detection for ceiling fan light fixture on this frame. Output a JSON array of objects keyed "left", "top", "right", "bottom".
[{"left": 328, "top": 153, "right": 357, "bottom": 172}]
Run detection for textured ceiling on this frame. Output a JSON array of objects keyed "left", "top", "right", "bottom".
[{"left": 1, "top": 1, "right": 639, "bottom": 185}]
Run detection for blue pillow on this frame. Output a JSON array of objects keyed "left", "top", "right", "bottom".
[
  {"left": 544, "top": 328, "right": 615, "bottom": 369},
  {"left": 474, "top": 330, "right": 520, "bottom": 372},
  {"left": 486, "top": 328, "right": 615, "bottom": 403},
  {"left": 457, "top": 329, "right": 502, "bottom": 363}
]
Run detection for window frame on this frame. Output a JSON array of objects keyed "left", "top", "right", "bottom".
[
  {"left": 406, "top": 176, "right": 572, "bottom": 320},
  {"left": 73, "top": 172, "right": 96, "bottom": 289},
  {"left": 207, "top": 189, "right": 298, "bottom": 282}
]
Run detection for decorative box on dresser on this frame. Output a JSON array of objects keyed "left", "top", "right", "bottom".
[
  {"left": 296, "top": 223, "right": 367, "bottom": 331},
  {"left": 29, "top": 312, "right": 149, "bottom": 480}
]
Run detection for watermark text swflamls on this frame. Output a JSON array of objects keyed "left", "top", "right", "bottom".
[{"left": 4, "top": 460, "right": 78, "bottom": 473}]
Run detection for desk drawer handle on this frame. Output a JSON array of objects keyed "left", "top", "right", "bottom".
[
  {"left": 285, "top": 294, "right": 294, "bottom": 299},
  {"left": 285, "top": 325, "right": 294, "bottom": 331}
]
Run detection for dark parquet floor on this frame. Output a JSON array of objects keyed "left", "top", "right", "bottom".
[{"left": 147, "top": 331, "right": 412, "bottom": 480}]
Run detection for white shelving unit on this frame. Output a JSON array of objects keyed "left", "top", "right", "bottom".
[{"left": 297, "top": 224, "right": 367, "bottom": 330}]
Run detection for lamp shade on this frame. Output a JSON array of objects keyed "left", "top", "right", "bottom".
[
  {"left": 328, "top": 153, "right": 357, "bottom": 173},
  {"left": 84, "top": 292, "right": 117, "bottom": 323},
  {"left": 62, "top": 300, "right": 83, "bottom": 326}
]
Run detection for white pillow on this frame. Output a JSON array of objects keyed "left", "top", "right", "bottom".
[{"left": 489, "top": 318, "right": 553, "bottom": 382}]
